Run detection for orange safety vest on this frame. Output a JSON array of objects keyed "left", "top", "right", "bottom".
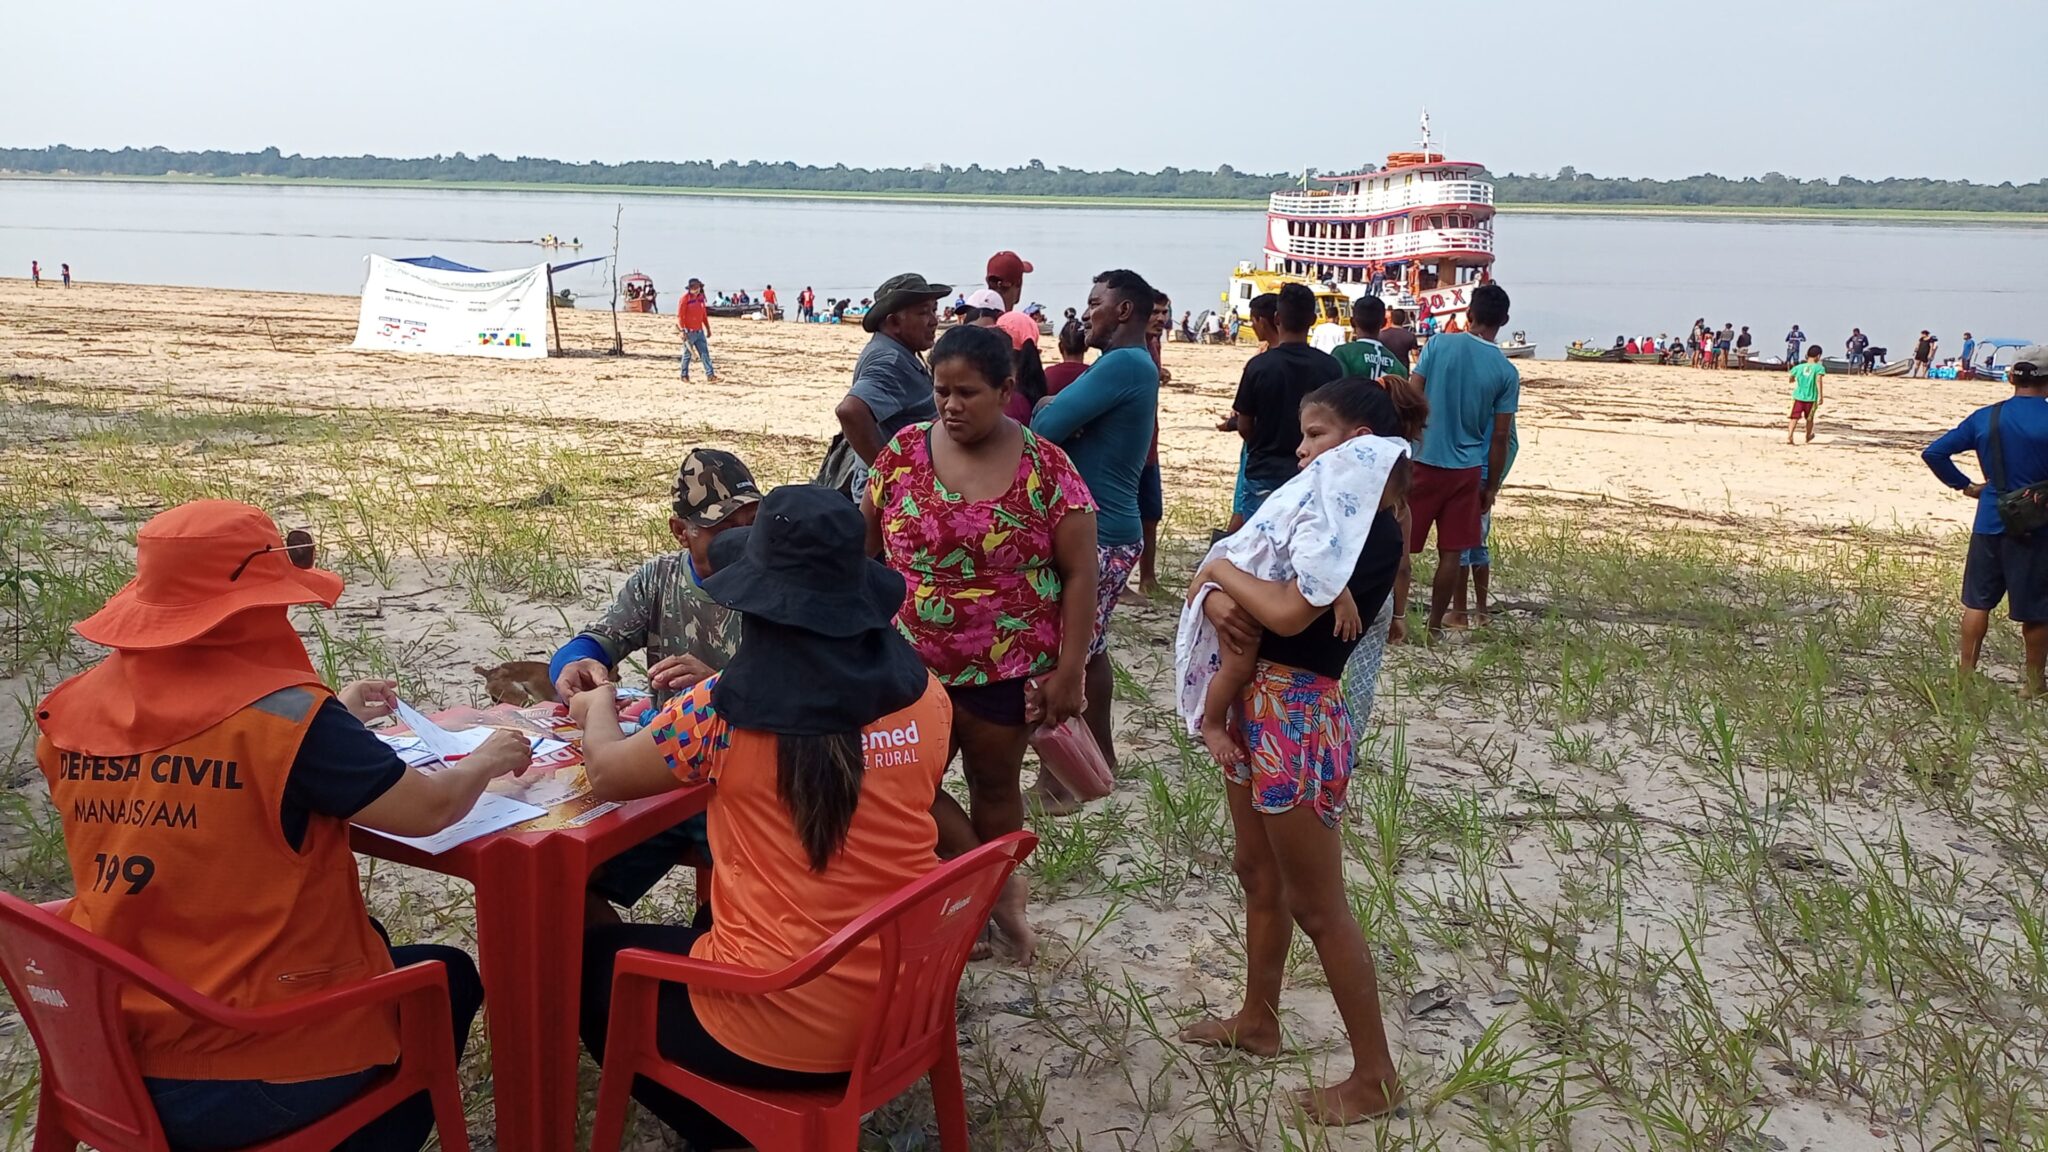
[{"left": 38, "top": 685, "right": 400, "bottom": 1081}]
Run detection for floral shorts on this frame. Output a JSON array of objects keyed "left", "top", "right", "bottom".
[
  {"left": 1223, "top": 661, "right": 1355, "bottom": 828},
  {"left": 1091, "top": 542, "right": 1144, "bottom": 658}
]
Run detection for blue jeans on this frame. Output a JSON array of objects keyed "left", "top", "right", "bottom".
[
  {"left": 679, "top": 329, "right": 714, "bottom": 379},
  {"left": 146, "top": 938, "right": 482, "bottom": 1152}
]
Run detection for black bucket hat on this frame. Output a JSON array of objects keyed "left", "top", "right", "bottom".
[
  {"left": 701, "top": 484, "right": 904, "bottom": 636},
  {"left": 702, "top": 484, "right": 930, "bottom": 734},
  {"left": 862, "top": 272, "right": 952, "bottom": 333}
]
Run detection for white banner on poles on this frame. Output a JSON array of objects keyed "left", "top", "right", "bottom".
[{"left": 351, "top": 256, "right": 549, "bottom": 359}]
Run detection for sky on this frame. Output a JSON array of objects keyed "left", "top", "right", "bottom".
[{"left": 6, "top": 0, "right": 2044, "bottom": 185}]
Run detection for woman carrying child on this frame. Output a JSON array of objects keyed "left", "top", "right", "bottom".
[{"left": 1172, "top": 377, "right": 1413, "bottom": 1124}]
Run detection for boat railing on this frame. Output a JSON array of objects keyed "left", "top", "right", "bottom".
[
  {"left": 1269, "top": 180, "right": 1494, "bottom": 217},
  {"left": 1272, "top": 227, "right": 1495, "bottom": 263}
]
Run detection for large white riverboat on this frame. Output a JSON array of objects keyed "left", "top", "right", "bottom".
[{"left": 1259, "top": 113, "right": 1496, "bottom": 327}]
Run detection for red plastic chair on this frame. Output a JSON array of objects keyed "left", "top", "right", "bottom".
[
  {"left": 590, "top": 830, "right": 1038, "bottom": 1152},
  {"left": 0, "top": 895, "right": 471, "bottom": 1152}
]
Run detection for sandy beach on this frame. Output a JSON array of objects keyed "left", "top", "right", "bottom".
[
  {"left": 0, "top": 280, "right": 1993, "bottom": 535},
  {"left": 3, "top": 279, "right": 2041, "bottom": 1152}
]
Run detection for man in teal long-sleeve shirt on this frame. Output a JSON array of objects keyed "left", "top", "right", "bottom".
[{"left": 1033, "top": 268, "right": 1159, "bottom": 788}]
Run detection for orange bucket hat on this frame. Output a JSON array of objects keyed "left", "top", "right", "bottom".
[{"left": 75, "top": 500, "right": 344, "bottom": 650}]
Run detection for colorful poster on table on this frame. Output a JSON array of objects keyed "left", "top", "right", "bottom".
[{"left": 351, "top": 255, "right": 549, "bottom": 360}]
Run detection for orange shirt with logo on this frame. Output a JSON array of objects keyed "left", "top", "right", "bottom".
[
  {"left": 678, "top": 292, "right": 709, "bottom": 331},
  {"left": 38, "top": 686, "right": 400, "bottom": 1081},
  {"left": 649, "top": 674, "right": 950, "bottom": 1072}
]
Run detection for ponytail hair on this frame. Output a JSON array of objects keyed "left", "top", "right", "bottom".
[
  {"left": 1057, "top": 318, "right": 1087, "bottom": 357},
  {"left": 776, "top": 731, "right": 866, "bottom": 872},
  {"left": 1380, "top": 373, "right": 1429, "bottom": 442},
  {"left": 1014, "top": 338, "right": 1049, "bottom": 409}
]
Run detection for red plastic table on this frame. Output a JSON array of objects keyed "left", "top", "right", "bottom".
[{"left": 353, "top": 782, "right": 707, "bottom": 1152}]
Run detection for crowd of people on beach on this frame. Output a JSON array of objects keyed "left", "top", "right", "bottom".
[
  {"left": 29, "top": 244, "right": 1541, "bottom": 1149},
  {"left": 30, "top": 225, "right": 2048, "bottom": 1152}
]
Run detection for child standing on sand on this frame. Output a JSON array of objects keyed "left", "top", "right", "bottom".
[
  {"left": 1172, "top": 378, "right": 1413, "bottom": 1124},
  {"left": 1788, "top": 343, "right": 1827, "bottom": 444}
]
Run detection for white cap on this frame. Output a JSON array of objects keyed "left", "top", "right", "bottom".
[
  {"left": 2013, "top": 345, "right": 2048, "bottom": 381},
  {"left": 964, "top": 288, "right": 1006, "bottom": 312}
]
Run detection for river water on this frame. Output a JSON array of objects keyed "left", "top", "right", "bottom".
[{"left": 5, "top": 179, "right": 2043, "bottom": 359}]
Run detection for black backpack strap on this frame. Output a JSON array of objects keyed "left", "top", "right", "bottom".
[{"left": 1988, "top": 401, "right": 2011, "bottom": 493}]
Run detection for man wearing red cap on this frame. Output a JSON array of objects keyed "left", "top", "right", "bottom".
[
  {"left": 986, "top": 250, "right": 1033, "bottom": 314},
  {"left": 35, "top": 500, "right": 531, "bottom": 1150}
]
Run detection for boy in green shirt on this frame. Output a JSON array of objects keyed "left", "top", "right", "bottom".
[
  {"left": 1331, "top": 295, "right": 1407, "bottom": 382},
  {"left": 1788, "top": 344, "right": 1827, "bottom": 445}
]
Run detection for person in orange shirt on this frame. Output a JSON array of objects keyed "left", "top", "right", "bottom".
[
  {"left": 678, "top": 277, "right": 717, "bottom": 383},
  {"left": 573, "top": 484, "right": 967, "bottom": 1151},
  {"left": 35, "top": 500, "right": 532, "bottom": 1152},
  {"left": 761, "top": 283, "right": 779, "bottom": 321}
]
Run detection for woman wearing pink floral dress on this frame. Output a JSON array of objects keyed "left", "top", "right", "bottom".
[{"left": 863, "top": 324, "right": 1097, "bottom": 963}]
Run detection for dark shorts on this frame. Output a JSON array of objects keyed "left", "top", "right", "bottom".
[
  {"left": 1408, "top": 462, "right": 1484, "bottom": 553},
  {"left": 588, "top": 814, "right": 709, "bottom": 908},
  {"left": 1139, "top": 460, "right": 1163, "bottom": 522},
  {"left": 946, "top": 677, "right": 1029, "bottom": 727},
  {"left": 1790, "top": 399, "right": 1816, "bottom": 420},
  {"left": 1963, "top": 531, "right": 2048, "bottom": 622}
]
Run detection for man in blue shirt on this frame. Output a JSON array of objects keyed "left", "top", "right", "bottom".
[
  {"left": 1034, "top": 267, "right": 1159, "bottom": 776},
  {"left": 1959, "top": 332, "right": 1977, "bottom": 380},
  {"left": 1409, "top": 283, "right": 1520, "bottom": 635},
  {"left": 1923, "top": 347, "right": 2048, "bottom": 696}
]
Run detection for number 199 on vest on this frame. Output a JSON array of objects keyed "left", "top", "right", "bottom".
[{"left": 90, "top": 852, "right": 155, "bottom": 894}]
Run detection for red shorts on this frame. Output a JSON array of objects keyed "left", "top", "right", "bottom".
[
  {"left": 1790, "top": 399, "right": 1816, "bottom": 420},
  {"left": 1408, "top": 462, "right": 1483, "bottom": 553}
]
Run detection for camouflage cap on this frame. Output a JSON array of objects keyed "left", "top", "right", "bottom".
[{"left": 671, "top": 448, "right": 762, "bottom": 526}]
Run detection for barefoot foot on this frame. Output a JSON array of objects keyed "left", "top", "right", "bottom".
[
  {"left": 1293, "top": 1072, "right": 1404, "bottom": 1125},
  {"left": 1027, "top": 775, "right": 1086, "bottom": 817},
  {"left": 990, "top": 875, "right": 1038, "bottom": 966},
  {"left": 1198, "top": 716, "right": 1248, "bottom": 769},
  {"left": 1179, "top": 1013, "right": 1282, "bottom": 1057}
]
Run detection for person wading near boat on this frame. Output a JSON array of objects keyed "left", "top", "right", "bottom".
[
  {"left": 678, "top": 278, "right": 717, "bottom": 383},
  {"left": 1032, "top": 269, "right": 1160, "bottom": 802},
  {"left": 1408, "top": 283, "right": 1519, "bottom": 637},
  {"left": 36, "top": 500, "right": 530, "bottom": 1151},
  {"left": 825, "top": 273, "right": 950, "bottom": 497},
  {"left": 798, "top": 285, "right": 816, "bottom": 322},
  {"left": 1736, "top": 325, "right": 1753, "bottom": 367},
  {"left": 1784, "top": 324, "right": 1805, "bottom": 368},
  {"left": 1923, "top": 347, "right": 2048, "bottom": 696}
]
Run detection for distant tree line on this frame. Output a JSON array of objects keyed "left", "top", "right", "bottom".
[{"left": 2, "top": 145, "right": 2042, "bottom": 212}]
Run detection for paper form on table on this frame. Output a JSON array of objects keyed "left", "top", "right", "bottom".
[{"left": 363, "top": 791, "right": 547, "bottom": 854}]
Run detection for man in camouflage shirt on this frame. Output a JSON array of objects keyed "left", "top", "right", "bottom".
[{"left": 549, "top": 448, "right": 760, "bottom": 915}]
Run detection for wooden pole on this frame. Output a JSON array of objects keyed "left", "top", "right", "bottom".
[{"left": 547, "top": 266, "right": 562, "bottom": 356}]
